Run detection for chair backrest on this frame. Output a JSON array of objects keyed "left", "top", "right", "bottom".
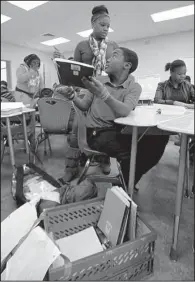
[
  {"left": 37, "top": 97, "right": 72, "bottom": 133},
  {"left": 73, "top": 105, "right": 89, "bottom": 153}
]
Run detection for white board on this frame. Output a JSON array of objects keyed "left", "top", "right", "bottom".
[{"left": 137, "top": 74, "right": 161, "bottom": 100}]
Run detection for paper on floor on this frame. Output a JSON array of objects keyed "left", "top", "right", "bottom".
[
  {"left": 5, "top": 226, "right": 61, "bottom": 280},
  {"left": 1, "top": 202, "right": 38, "bottom": 263}
]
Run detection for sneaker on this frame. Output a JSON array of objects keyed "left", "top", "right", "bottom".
[
  {"left": 100, "top": 163, "right": 111, "bottom": 175},
  {"left": 174, "top": 141, "right": 181, "bottom": 146}
]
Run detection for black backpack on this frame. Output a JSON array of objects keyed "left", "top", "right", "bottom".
[{"left": 12, "top": 163, "right": 61, "bottom": 208}]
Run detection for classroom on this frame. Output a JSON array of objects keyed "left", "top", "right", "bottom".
[{"left": 1, "top": 1, "right": 194, "bottom": 281}]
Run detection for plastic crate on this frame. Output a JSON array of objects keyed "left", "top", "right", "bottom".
[{"left": 43, "top": 197, "right": 157, "bottom": 281}]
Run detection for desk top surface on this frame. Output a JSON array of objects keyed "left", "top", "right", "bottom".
[
  {"left": 1, "top": 107, "right": 35, "bottom": 118},
  {"left": 157, "top": 112, "right": 194, "bottom": 135},
  {"left": 115, "top": 104, "right": 193, "bottom": 128}
]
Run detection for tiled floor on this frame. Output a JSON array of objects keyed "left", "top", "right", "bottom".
[{"left": 1, "top": 134, "right": 194, "bottom": 280}]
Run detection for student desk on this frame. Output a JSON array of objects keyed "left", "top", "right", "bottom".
[
  {"left": 158, "top": 111, "right": 194, "bottom": 261},
  {"left": 114, "top": 105, "right": 190, "bottom": 197},
  {"left": 1, "top": 107, "right": 35, "bottom": 170}
]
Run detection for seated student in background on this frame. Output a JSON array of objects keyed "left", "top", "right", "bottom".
[
  {"left": 57, "top": 47, "right": 169, "bottom": 187},
  {"left": 154, "top": 60, "right": 194, "bottom": 109},
  {"left": 185, "top": 75, "right": 195, "bottom": 90},
  {"left": 14, "top": 54, "right": 43, "bottom": 107},
  {"left": 1, "top": 80, "right": 15, "bottom": 102}
]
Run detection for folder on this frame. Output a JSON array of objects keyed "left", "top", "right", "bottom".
[{"left": 53, "top": 58, "right": 94, "bottom": 89}]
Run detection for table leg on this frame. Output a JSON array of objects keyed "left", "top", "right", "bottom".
[
  {"left": 191, "top": 152, "right": 195, "bottom": 197},
  {"left": 128, "top": 126, "right": 138, "bottom": 198},
  {"left": 22, "top": 113, "right": 29, "bottom": 155},
  {"left": 170, "top": 133, "right": 187, "bottom": 261},
  {"left": 6, "top": 117, "right": 15, "bottom": 168},
  {"left": 30, "top": 111, "right": 36, "bottom": 149}
]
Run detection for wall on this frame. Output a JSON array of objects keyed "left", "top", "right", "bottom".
[
  {"left": 119, "top": 30, "right": 194, "bottom": 83},
  {"left": 2, "top": 30, "right": 194, "bottom": 92},
  {"left": 1, "top": 42, "right": 59, "bottom": 90}
]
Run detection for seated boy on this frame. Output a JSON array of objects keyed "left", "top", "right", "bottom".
[
  {"left": 57, "top": 47, "right": 169, "bottom": 187},
  {"left": 1, "top": 81, "right": 15, "bottom": 102}
]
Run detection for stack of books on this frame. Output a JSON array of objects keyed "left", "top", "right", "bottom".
[
  {"left": 1, "top": 102, "right": 25, "bottom": 116},
  {"left": 97, "top": 186, "right": 137, "bottom": 246}
]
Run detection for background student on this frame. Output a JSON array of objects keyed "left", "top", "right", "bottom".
[
  {"left": 154, "top": 59, "right": 194, "bottom": 109},
  {"left": 14, "top": 54, "right": 43, "bottom": 107}
]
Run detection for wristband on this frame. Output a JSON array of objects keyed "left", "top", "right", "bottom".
[{"left": 69, "top": 91, "right": 75, "bottom": 100}]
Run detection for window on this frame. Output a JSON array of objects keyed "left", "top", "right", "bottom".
[
  {"left": 1, "top": 60, "right": 11, "bottom": 88},
  {"left": 1, "top": 60, "right": 7, "bottom": 81}
]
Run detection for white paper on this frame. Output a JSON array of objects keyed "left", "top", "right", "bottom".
[
  {"left": 1, "top": 202, "right": 37, "bottom": 263},
  {"left": 24, "top": 177, "right": 57, "bottom": 194},
  {"left": 56, "top": 226, "right": 103, "bottom": 263},
  {"left": 5, "top": 226, "right": 61, "bottom": 280},
  {"left": 1, "top": 102, "right": 25, "bottom": 111}
]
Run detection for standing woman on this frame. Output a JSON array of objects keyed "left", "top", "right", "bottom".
[
  {"left": 54, "top": 5, "right": 118, "bottom": 183},
  {"left": 74, "top": 5, "right": 118, "bottom": 75},
  {"left": 14, "top": 54, "right": 43, "bottom": 107}
]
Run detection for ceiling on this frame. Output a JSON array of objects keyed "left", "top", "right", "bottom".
[{"left": 1, "top": 1, "right": 194, "bottom": 56}]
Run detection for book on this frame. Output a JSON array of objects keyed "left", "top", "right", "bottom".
[
  {"left": 54, "top": 226, "right": 103, "bottom": 265},
  {"left": 53, "top": 58, "right": 94, "bottom": 89},
  {"left": 111, "top": 187, "right": 130, "bottom": 244},
  {"left": 113, "top": 186, "right": 138, "bottom": 241},
  {"left": 97, "top": 188, "right": 130, "bottom": 246}
]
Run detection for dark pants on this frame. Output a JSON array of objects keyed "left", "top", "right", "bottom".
[{"left": 87, "top": 127, "right": 169, "bottom": 187}]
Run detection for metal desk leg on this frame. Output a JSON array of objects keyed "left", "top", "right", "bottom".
[
  {"left": 22, "top": 113, "right": 29, "bottom": 155},
  {"left": 128, "top": 126, "right": 138, "bottom": 198},
  {"left": 170, "top": 133, "right": 187, "bottom": 261},
  {"left": 30, "top": 111, "right": 36, "bottom": 149},
  {"left": 6, "top": 117, "right": 15, "bottom": 168}
]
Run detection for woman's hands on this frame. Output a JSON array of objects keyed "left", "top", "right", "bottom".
[{"left": 53, "top": 48, "right": 65, "bottom": 59}]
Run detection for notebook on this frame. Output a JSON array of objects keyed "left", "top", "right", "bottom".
[
  {"left": 55, "top": 226, "right": 103, "bottom": 264},
  {"left": 97, "top": 188, "right": 130, "bottom": 246},
  {"left": 53, "top": 58, "right": 94, "bottom": 88},
  {"left": 1, "top": 102, "right": 25, "bottom": 115}
]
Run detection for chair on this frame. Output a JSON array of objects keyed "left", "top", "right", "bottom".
[
  {"left": 1, "top": 112, "right": 41, "bottom": 164},
  {"left": 74, "top": 105, "right": 127, "bottom": 191},
  {"left": 184, "top": 136, "right": 194, "bottom": 198},
  {"left": 35, "top": 97, "right": 73, "bottom": 156}
]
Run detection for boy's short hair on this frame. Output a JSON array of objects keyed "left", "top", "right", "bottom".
[
  {"left": 119, "top": 47, "right": 138, "bottom": 74},
  {"left": 1, "top": 80, "right": 8, "bottom": 88}
]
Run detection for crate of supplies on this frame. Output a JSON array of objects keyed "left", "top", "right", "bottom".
[{"left": 43, "top": 197, "right": 157, "bottom": 281}]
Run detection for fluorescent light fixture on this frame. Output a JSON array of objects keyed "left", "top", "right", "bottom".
[
  {"left": 7, "top": 1, "right": 48, "bottom": 11},
  {"left": 151, "top": 4, "right": 194, "bottom": 22},
  {"left": 1, "top": 14, "right": 11, "bottom": 24},
  {"left": 41, "top": 37, "right": 70, "bottom": 46},
  {"left": 77, "top": 28, "right": 114, "bottom": 38}
]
